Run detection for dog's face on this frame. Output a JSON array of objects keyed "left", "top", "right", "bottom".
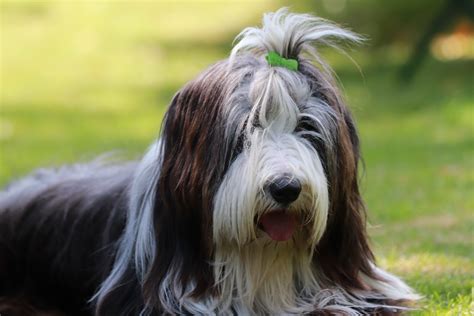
[{"left": 213, "top": 59, "right": 332, "bottom": 249}]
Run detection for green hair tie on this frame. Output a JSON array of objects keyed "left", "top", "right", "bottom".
[{"left": 265, "top": 51, "right": 298, "bottom": 71}]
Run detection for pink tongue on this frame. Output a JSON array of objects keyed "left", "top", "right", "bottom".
[{"left": 259, "top": 211, "right": 297, "bottom": 241}]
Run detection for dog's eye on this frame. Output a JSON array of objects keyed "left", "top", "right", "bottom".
[
  {"left": 295, "top": 117, "right": 321, "bottom": 136},
  {"left": 295, "top": 118, "right": 330, "bottom": 175},
  {"left": 295, "top": 119, "right": 314, "bottom": 133},
  {"left": 295, "top": 119, "right": 323, "bottom": 149},
  {"left": 233, "top": 131, "right": 245, "bottom": 155}
]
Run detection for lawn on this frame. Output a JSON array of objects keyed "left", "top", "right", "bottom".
[{"left": 1, "top": 2, "right": 472, "bottom": 314}]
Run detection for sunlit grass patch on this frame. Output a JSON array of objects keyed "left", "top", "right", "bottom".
[
  {"left": 378, "top": 253, "right": 473, "bottom": 315},
  {"left": 415, "top": 293, "right": 472, "bottom": 315},
  {"left": 380, "top": 253, "right": 472, "bottom": 277}
]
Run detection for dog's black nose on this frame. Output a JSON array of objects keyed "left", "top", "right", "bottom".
[{"left": 268, "top": 176, "right": 301, "bottom": 204}]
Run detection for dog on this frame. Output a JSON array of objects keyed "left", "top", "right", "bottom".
[{"left": 0, "top": 9, "right": 419, "bottom": 316}]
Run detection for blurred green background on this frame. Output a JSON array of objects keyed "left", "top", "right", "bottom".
[{"left": 0, "top": 1, "right": 472, "bottom": 314}]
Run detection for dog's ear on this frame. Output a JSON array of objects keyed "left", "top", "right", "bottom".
[
  {"left": 298, "top": 61, "right": 377, "bottom": 291},
  {"left": 316, "top": 106, "right": 376, "bottom": 290},
  {"left": 94, "top": 64, "right": 233, "bottom": 312},
  {"left": 142, "top": 61, "right": 231, "bottom": 308}
]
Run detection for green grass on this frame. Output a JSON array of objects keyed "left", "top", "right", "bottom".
[
  {"left": 348, "top": 58, "right": 473, "bottom": 315},
  {"left": 1, "top": 1, "right": 473, "bottom": 314}
]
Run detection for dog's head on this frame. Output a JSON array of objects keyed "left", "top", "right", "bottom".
[
  {"left": 152, "top": 7, "right": 372, "bottom": 311},
  {"left": 95, "top": 8, "right": 418, "bottom": 315}
]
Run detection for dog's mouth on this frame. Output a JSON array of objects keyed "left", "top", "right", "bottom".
[{"left": 257, "top": 209, "right": 298, "bottom": 242}]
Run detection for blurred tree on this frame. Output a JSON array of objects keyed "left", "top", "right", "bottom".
[
  {"left": 288, "top": 0, "right": 473, "bottom": 81},
  {"left": 289, "top": 0, "right": 445, "bottom": 46},
  {"left": 400, "top": 0, "right": 474, "bottom": 81}
]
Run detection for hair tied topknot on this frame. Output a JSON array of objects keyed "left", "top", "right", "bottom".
[{"left": 265, "top": 51, "right": 299, "bottom": 71}]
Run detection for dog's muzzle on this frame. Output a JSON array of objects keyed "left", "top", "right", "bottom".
[
  {"left": 258, "top": 175, "right": 302, "bottom": 242},
  {"left": 268, "top": 175, "right": 301, "bottom": 204}
]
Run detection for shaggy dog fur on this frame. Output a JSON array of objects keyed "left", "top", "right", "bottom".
[{"left": 0, "top": 9, "right": 418, "bottom": 316}]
